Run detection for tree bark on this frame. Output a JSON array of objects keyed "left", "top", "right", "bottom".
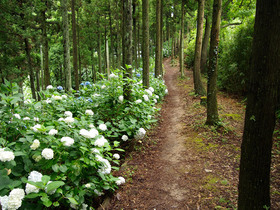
[
  {"left": 97, "top": 19, "right": 102, "bottom": 75},
  {"left": 179, "top": 0, "right": 185, "bottom": 77},
  {"left": 122, "top": 0, "right": 133, "bottom": 101},
  {"left": 77, "top": 8, "right": 82, "bottom": 84},
  {"left": 41, "top": 10, "right": 50, "bottom": 88},
  {"left": 71, "top": 0, "right": 79, "bottom": 90},
  {"left": 238, "top": 0, "right": 280, "bottom": 209},
  {"left": 62, "top": 0, "right": 72, "bottom": 92},
  {"left": 142, "top": 0, "right": 149, "bottom": 88},
  {"left": 155, "top": 0, "right": 162, "bottom": 78},
  {"left": 109, "top": 4, "right": 115, "bottom": 69},
  {"left": 106, "top": 36, "right": 110, "bottom": 77},
  {"left": 205, "top": 0, "right": 222, "bottom": 125},
  {"left": 193, "top": 0, "right": 206, "bottom": 96},
  {"left": 132, "top": 0, "right": 138, "bottom": 68},
  {"left": 201, "top": 14, "right": 211, "bottom": 74}
]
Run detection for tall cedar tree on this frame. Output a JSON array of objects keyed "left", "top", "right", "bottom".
[
  {"left": 179, "top": 0, "right": 185, "bottom": 77},
  {"left": 155, "top": 0, "right": 161, "bottom": 78},
  {"left": 238, "top": 0, "right": 280, "bottom": 209},
  {"left": 62, "top": 0, "right": 72, "bottom": 91},
  {"left": 205, "top": 0, "right": 222, "bottom": 125},
  {"left": 142, "top": 0, "right": 150, "bottom": 88},
  {"left": 193, "top": 0, "right": 206, "bottom": 95},
  {"left": 122, "top": 0, "right": 133, "bottom": 100},
  {"left": 71, "top": 0, "right": 79, "bottom": 90},
  {"left": 200, "top": 13, "right": 211, "bottom": 74}
]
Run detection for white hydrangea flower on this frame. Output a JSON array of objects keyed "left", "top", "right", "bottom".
[
  {"left": 121, "top": 135, "right": 129, "bottom": 141},
  {"left": 149, "top": 86, "right": 155, "bottom": 93},
  {"left": 89, "top": 124, "right": 95, "bottom": 128},
  {"left": 113, "top": 154, "right": 120, "bottom": 159},
  {"left": 118, "top": 95, "right": 124, "bottom": 103},
  {"left": 109, "top": 73, "right": 118, "bottom": 78},
  {"left": 135, "top": 99, "right": 142, "bottom": 104},
  {"left": 64, "top": 111, "right": 73, "bottom": 118},
  {"left": 34, "top": 117, "right": 39, "bottom": 121},
  {"left": 165, "top": 89, "right": 168, "bottom": 94},
  {"left": 135, "top": 128, "right": 146, "bottom": 140},
  {"left": 45, "top": 181, "right": 56, "bottom": 195},
  {"left": 96, "top": 155, "right": 111, "bottom": 174},
  {"left": 116, "top": 177, "right": 125, "bottom": 185},
  {"left": 7, "top": 188, "right": 25, "bottom": 210},
  {"left": 85, "top": 183, "right": 91, "bottom": 188},
  {"left": 23, "top": 117, "right": 30, "bottom": 121},
  {"left": 62, "top": 95, "right": 67, "bottom": 99},
  {"left": 94, "top": 136, "right": 108, "bottom": 147},
  {"left": 154, "top": 99, "right": 157, "bottom": 103},
  {"left": 31, "top": 124, "right": 41, "bottom": 132},
  {"left": 25, "top": 183, "right": 40, "bottom": 194},
  {"left": 94, "top": 189, "right": 104, "bottom": 196},
  {"left": 101, "top": 85, "right": 106, "bottom": 89},
  {"left": 0, "top": 148, "right": 15, "bottom": 162},
  {"left": 58, "top": 118, "right": 64, "bottom": 122},
  {"left": 143, "top": 94, "right": 149, "bottom": 101},
  {"left": 30, "top": 139, "right": 40, "bottom": 150},
  {"left": 145, "top": 89, "right": 153, "bottom": 96},
  {"left": 85, "top": 109, "right": 94, "bottom": 116},
  {"left": 61, "top": 137, "right": 74, "bottom": 147},
  {"left": 64, "top": 117, "right": 74, "bottom": 123},
  {"left": 48, "top": 129, "right": 58, "bottom": 135},
  {"left": 91, "top": 148, "right": 100, "bottom": 154},
  {"left": 28, "top": 171, "right": 43, "bottom": 182},
  {"left": 99, "top": 124, "right": 107, "bottom": 131},
  {"left": 52, "top": 95, "right": 62, "bottom": 100},
  {"left": 0, "top": 195, "right": 9, "bottom": 210},
  {"left": 45, "top": 98, "right": 52, "bottom": 104},
  {"left": 155, "top": 95, "right": 159, "bottom": 99},
  {"left": 46, "top": 85, "right": 53, "bottom": 90},
  {"left": 41, "top": 148, "right": 54, "bottom": 160},
  {"left": 80, "top": 128, "right": 99, "bottom": 139},
  {"left": 13, "top": 114, "right": 21, "bottom": 119},
  {"left": 93, "top": 93, "right": 101, "bottom": 97}
]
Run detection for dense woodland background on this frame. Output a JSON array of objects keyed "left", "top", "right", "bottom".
[{"left": 0, "top": 0, "right": 279, "bottom": 209}]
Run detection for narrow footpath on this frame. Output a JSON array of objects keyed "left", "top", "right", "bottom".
[{"left": 108, "top": 58, "right": 280, "bottom": 209}]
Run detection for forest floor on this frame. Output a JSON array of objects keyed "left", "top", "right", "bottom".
[{"left": 106, "top": 58, "right": 280, "bottom": 209}]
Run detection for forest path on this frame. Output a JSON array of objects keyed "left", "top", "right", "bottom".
[
  {"left": 108, "top": 58, "right": 280, "bottom": 209},
  {"left": 109, "top": 58, "right": 206, "bottom": 209}
]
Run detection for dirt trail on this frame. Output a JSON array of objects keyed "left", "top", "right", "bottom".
[{"left": 108, "top": 58, "right": 280, "bottom": 209}]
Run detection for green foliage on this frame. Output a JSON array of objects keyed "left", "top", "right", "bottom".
[
  {"left": 0, "top": 72, "right": 167, "bottom": 209},
  {"left": 184, "top": 29, "right": 197, "bottom": 68},
  {"left": 218, "top": 16, "right": 255, "bottom": 94}
]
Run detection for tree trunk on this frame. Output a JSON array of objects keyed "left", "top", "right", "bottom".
[
  {"left": 36, "top": 68, "right": 41, "bottom": 101},
  {"left": 155, "top": 0, "right": 162, "bottom": 78},
  {"left": 132, "top": 0, "right": 138, "bottom": 68},
  {"left": 106, "top": 36, "right": 110, "bottom": 77},
  {"left": 41, "top": 10, "right": 50, "bottom": 88},
  {"left": 97, "top": 19, "right": 102, "bottom": 76},
  {"left": 142, "top": 0, "right": 149, "bottom": 88},
  {"left": 77, "top": 8, "right": 82, "bottom": 84},
  {"left": 122, "top": 0, "right": 133, "bottom": 101},
  {"left": 71, "top": 0, "right": 79, "bottom": 90},
  {"left": 40, "top": 45, "right": 44, "bottom": 90},
  {"left": 193, "top": 0, "right": 206, "bottom": 96},
  {"left": 205, "top": 0, "right": 222, "bottom": 125},
  {"left": 179, "top": 0, "right": 185, "bottom": 77},
  {"left": 62, "top": 0, "right": 72, "bottom": 92},
  {"left": 238, "top": 0, "right": 280, "bottom": 209},
  {"left": 201, "top": 14, "right": 211, "bottom": 74},
  {"left": 24, "top": 38, "right": 36, "bottom": 100}
]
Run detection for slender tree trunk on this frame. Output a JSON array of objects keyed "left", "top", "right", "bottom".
[
  {"left": 201, "top": 14, "right": 211, "bottom": 74},
  {"left": 238, "top": 0, "right": 280, "bottom": 209},
  {"left": 193, "top": 0, "right": 206, "bottom": 95},
  {"left": 62, "top": 0, "right": 72, "bottom": 92},
  {"left": 205, "top": 0, "right": 222, "bottom": 125},
  {"left": 24, "top": 39, "right": 36, "bottom": 100},
  {"left": 41, "top": 10, "right": 50, "bottom": 88},
  {"left": 77, "top": 8, "right": 82, "bottom": 84},
  {"left": 142, "top": 0, "right": 149, "bottom": 88},
  {"left": 91, "top": 49, "right": 96, "bottom": 82},
  {"left": 132, "top": 0, "right": 138, "bottom": 68},
  {"left": 179, "top": 0, "right": 185, "bottom": 77},
  {"left": 40, "top": 45, "right": 44, "bottom": 90},
  {"left": 122, "top": 0, "right": 133, "bottom": 100},
  {"left": 97, "top": 20, "right": 102, "bottom": 75},
  {"left": 106, "top": 36, "right": 110, "bottom": 77},
  {"left": 71, "top": 0, "right": 79, "bottom": 90},
  {"left": 159, "top": 0, "right": 163, "bottom": 76},
  {"left": 155, "top": 0, "right": 162, "bottom": 78},
  {"left": 36, "top": 69, "right": 41, "bottom": 101},
  {"left": 109, "top": 4, "right": 115, "bottom": 69}
]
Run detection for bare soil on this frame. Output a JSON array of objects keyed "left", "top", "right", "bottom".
[{"left": 107, "top": 58, "right": 280, "bottom": 209}]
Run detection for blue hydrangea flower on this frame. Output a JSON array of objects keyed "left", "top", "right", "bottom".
[
  {"left": 85, "top": 81, "right": 91, "bottom": 86},
  {"left": 136, "top": 73, "right": 141, "bottom": 77},
  {"left": 57, "top": 86, "right": 63, "bottom": 91},
  {"left": 80, "top": 83, "right": 85, "bottom": 86},
  {"left": 88, "top": 98, "right": 93, "bottom": 103}
]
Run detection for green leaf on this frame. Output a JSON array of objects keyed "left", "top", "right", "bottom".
[
  {"left": 0, "top": 174, "right": 12, "bottom": 190},
  {"left": 46, "top": 181, "right": 65, "bottom": 193},
  {"left": 14, "top": 151, "right": 25, "bottom": 156},
  {"left": 41, "top": 176, "right": 51, "bottom": 185},
  {"left": 41, "top": 196, "right": 52, "bottom": 207},
  {"left": 25, "top": 192, "right": 46, "bottom": 199},
  {"left": 52, "top": 164, "right": 59, "bottom": 172},
  {"left": 27, "top": 181, "right": 44, "bottom": 189},
  {"left": 59, "top": 165, "right": 68, "bottom": 173},
  {"left": 67, "top": 197, "right": 79, "bottom": 205},
  {"left": 53, "top": 201, "right": 59, "bottom": 207}
]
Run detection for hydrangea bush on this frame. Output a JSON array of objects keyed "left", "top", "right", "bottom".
[{"left": 0, "top": 72, "right": 167, "bottom": 209}]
